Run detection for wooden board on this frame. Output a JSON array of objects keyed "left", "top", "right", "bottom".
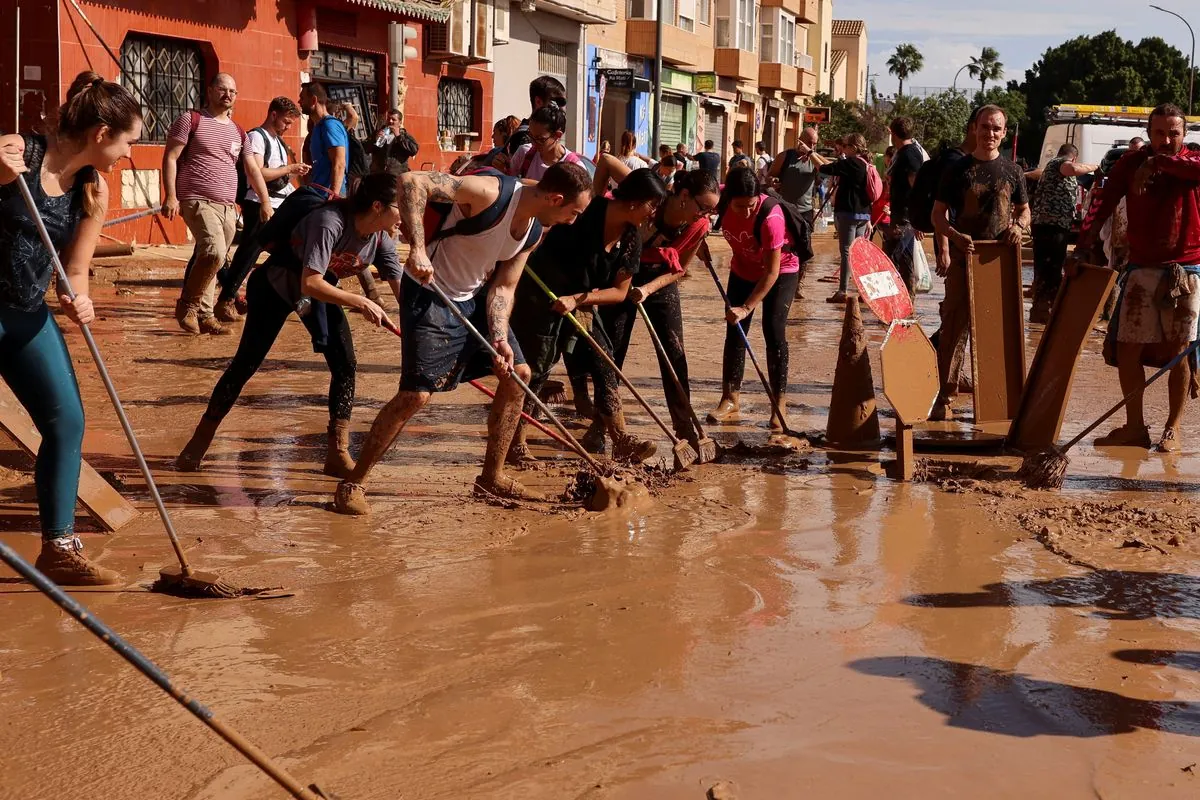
[
  {"left": 1007, "top": 263, "right": 1117, "bottom": 450},
  {"left": 0, "top": 387, "right": 138, "bottom": 532},
  {"left": 967, "top": 241, "right": 1026, "bottom": 423},
  {"left": 880, "top": 320, "right": 939, "bottom": 425}
]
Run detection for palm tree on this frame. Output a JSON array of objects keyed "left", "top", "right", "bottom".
[
  {"left": 967, "top": 47, "right": 1004, "bottom": 95},
  {"left": 886, "top": 43, "right": 924, "bottom": 97}
]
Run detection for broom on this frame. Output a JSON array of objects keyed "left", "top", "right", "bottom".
[
  {"left": 0, "top": 540, "right": 335, "bottom": 800},
  {"left": 1020, "top": 339, "right": 1200, "bottom": 489},
  {"left": 537, "top": 378, "right": 568, "bottom": 404},
  {"left": 523, "top": 267, "right": 699, "bottom": 471},
  {"left": 635, "top": 302, "right": 719, "bottom": 463},
  {"left": 16, "top": 176, "right": 252, "bottom": 599}
]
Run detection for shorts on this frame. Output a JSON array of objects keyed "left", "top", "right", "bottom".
[
  {"left": 399, "top": 275, "right": 526, "bottom": 393},
  {"left": 1116, "top": 266, "right": 1200, "bottom": 345}
]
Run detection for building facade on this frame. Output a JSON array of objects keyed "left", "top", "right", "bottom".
[
  {"left": 830, "top": 19, "right": 867, "bottom": 103},
  {"left": 0, "top": 0, "right": 497, "bottom": 244}
]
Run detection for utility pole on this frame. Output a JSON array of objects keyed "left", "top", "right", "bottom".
[
  {"left": 652, "top": 0, "right": 664, "bottom": 154},
  {"left": 1150, "top": 4, "right": 1195, "bottom": 115}
]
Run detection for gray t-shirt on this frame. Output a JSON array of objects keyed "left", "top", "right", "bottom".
[
  {"left": 267, "top": 204, "right": 402, "bottom": 305},
  {"left": 778, "top": 151, "right": 817, "bottom": 213}
]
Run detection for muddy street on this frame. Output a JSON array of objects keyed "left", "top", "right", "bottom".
[{"left": 2, "top": 235, "right": 1200, "bottom": 799}]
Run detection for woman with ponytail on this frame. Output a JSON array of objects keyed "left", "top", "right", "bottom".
[
  {"left": 706, "top": 166, "right": 801, "bottom": 442},
  {"left": 0, "top": 71, "right": 142, "bottom": 585}
]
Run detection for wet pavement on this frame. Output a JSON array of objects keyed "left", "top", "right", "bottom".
[{"left": 2, "top": 236, "right": 1200, "bottom": 799}]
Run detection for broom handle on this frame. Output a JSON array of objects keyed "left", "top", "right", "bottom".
[
  {"left": 423, "top": 281, "right": 605, "bottom": 472},
  {"left": 635, "top": 301, "right": 707, "bottom": 435},
  {"left": 0, "top": 541, "right": 326, "bottom": 800},
  {"left": 1062, "top": 339, "right": 1200, "bottom": 451},
  {"left": 15, "top": 176, "right": 194, "bottom": 576},
  {"left": 523, "top": 266, "right": 683, "bottom": 445},
  {"left": 699, "top": 254, "right": 789, "bottom": 432}
]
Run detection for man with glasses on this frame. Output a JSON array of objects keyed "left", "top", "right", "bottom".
[
  {"left": 163, "top": 72, "right": 272, "bottom": 335},
  {"left": 508, "top": 105, "right": 583, "bottom": 180},
  {"left": 497, "top": 75, "right": 567, "bottom": 173}
]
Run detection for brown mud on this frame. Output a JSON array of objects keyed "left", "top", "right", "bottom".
[{"left": 2, "top": 236, "right": 1200, "bottom": 798}]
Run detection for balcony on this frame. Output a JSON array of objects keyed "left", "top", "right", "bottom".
[
  {"left": 760, "top": 62, "right": 799, "bottom": 93},
  {"left": 626, "top": 20, "right": 714, "bottom": 70},
  {"left": 537, "top": 0, "right": 618, "bottom": 24},
  {"left": 715, "top": 48, "right": 759, "bottom": 82},
  {"left": 761, "top": 0, "right": 818, "bottom": 24}
]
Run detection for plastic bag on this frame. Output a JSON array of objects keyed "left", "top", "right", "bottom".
[
  {"left": 814, "top": 215, "right": 828, "bottom": 234},
  {"left": 913, "top": 239, "right": 933, "bottom": 294}
]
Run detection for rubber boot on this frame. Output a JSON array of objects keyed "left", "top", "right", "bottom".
[
  {"left": 604, "top": 410, "right": 656, "bottom": 463},
  {"left": 769, "top": 392, "right": 790, "bottom": 433},
  {"left": 580, "top": 417, "right": 607, "bottom": 454},
  {"left": 35, "top": 536, "right": 121, "bottom": 586},
  {"left": 323, "top": 419, "right": 356, "bottom": 478},
  {"left": 333, "top": 481, "right": 370, "bottom": 515},
  {"left": 571, "top": 374, "right": 594, "bottom": 419},
  {"left": 176, "top": 414, "right": 221, "bottom": 472},
  {"left": 706, "top": 385, "right": 741, "bottom": 424}
]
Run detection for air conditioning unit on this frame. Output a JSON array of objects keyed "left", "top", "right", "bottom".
[
  {"left": 426, "top": 0, "right": 473, "bottom": 60},
  {"left": 473, "top": 0, "right": 494, "bottom": 61},
  {"left": 494, "top": 0, "right": 510, "bottom": 44}
]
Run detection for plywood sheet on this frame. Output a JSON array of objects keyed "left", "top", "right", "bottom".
[
  {"left": 1007, "top": 263, "right": 1116, "bottom": 449},
  {"left": 967, "top": 241, "right": 1026, "bottom": 423},
  {"left": 0, "top": 386, "right": 138, "bottom": 532},
  {"left": 880, "top": 321, "right": 939, "bottom": 425}
]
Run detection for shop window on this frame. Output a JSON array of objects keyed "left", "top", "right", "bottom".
[
  {"left": 437, "top": 77, "right": 476, "bottom": 138},
  {"left": 119, "top": 34, "right": 204, "bottom": 144}
]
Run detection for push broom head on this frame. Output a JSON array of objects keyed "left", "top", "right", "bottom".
[
  {"left": 1018, "top": 447, "right": 1069, "bottom": 490},
  {"left": 151, "top": 565, "right": 268, "bottom": 599},
  {"left": 693, "top": 436, "right": 720, "bottom": 464},
  {"left": 673, "top": 439, "right": 699, "bottom": 471},
  {"left": 537, "top": 379, "right": 569, "bottom": 405}
]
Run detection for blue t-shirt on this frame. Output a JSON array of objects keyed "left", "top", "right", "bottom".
[{"left": 309, "top": 116, "right": 349, "bottom": 196}]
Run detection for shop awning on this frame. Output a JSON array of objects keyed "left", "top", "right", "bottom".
[{"left": 343, "top": 0, "right": 451, "bottom": 22}]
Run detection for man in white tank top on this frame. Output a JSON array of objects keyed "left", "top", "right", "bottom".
[{"left": 333, "top": 163, "right": 593, "bottom": 514}]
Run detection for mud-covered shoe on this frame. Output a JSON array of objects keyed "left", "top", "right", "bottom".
[
  {"left": 198, "top": 315, "right": 232, "bottom": 336},
  {"left": 612, "top": 433, "right": 657, "bottom": 463},
  {"left": 333, "top": 481, "right": 370, "bottom": 515},
  {"left": 826, "top": 290, "right": 850, "bottom": 304},
  {"left": 175, "top": 299, "right": 201, "bottom": 335},
  {"left": 706, "top": 393, "right": 741, "bottom": 424},
  {"left": 505, "top": 441, "right": 538, "bottom": 466},
  {"left": 214, "top": 297, "right": 243, "bottom": 323},
  {"left": 35, "top": 536, "right": 121, "bottom": 586},
  {"left": 929, "top": 398, "right": 953, "bottom": 422},
  {"left": 1155, "top": 427, "right": 1180, "bottom": 453},
  {"left": 474, "top": 474, "right": 548, "bottom": 502},
  {"left": 1094, "top": 425, "right": 1152, "bottom": 448}
]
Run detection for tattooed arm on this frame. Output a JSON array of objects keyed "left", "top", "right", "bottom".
[
  {"left": 485, "top": 248, "right": 533, "bottom": 375},
  {"left": 398, "top": 171, "right": 500, "bottom": 283}
]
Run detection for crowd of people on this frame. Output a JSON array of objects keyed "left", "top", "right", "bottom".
[{"left": 1, "top": 67, "right": 1198, "bottom": 586}]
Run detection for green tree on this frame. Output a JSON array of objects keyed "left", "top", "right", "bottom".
[
  {"left": 912, "top": 91, "right": 972, "bottom": 153},
  {"left": 887, "top": 43, "right": 924, "bottom": 97},
  {"left": 1014, "top": 31, "right": 1197, "bottom": 161},
  {"left": 967, "top": 47, "right": 1004, "bottom": 95},
  {"left": 976, "top": 86, "right": 1028, "bottom": 130}
]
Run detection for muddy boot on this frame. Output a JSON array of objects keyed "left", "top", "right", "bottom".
[
  {"left": 333, "top": 481, "right": 370, "bottom": 515},
  {"left": 198, "top": 314, "right": 232, "bottom": 336},
  {"left": 580, "top": 417, "right": 607, "bottom": 454},
  {"left": 1155, "top": 427, "right": 1181, "bottom": 453},
  {"left": 1095, "top": 424, "right": 1152, "bottom": 448},
  {"left": 323, "top": 419, "right": 356, "bottom": 478},
  {"left": 176, "top": 414, "right": 221, "bottom": 472},
  {"left": 474, "top": 474, "right": 548, "bottom": 502},
  {"left": 929, "top": 396, "right": 953, "bottom": 422},
  {"left": 706, "top": 387, "right": 741, "bottom": 425},
  {"left": 571, "top": 374, "right": 594, "bottom": 419},
  {"left": 35, "top": 536, "right": 121, "bottom": 586},
  {"left": 603, "top": 411, "right": 656, "bottom": 463},
  {"left": 214, "top": 297, "right": 243, "bottom": 323},
  {"left": 506, "top": 421, "right": 537, "bottom": 465},
  {"left": 175, "top": 299, "right": 201, "bottom": 335},
  {"left": 768, "top": 392, "right": 789, "bottom": 433}
]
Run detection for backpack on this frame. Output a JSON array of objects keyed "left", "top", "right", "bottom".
[
  {"left": 346, "top": 134, "right": 369, "bottom": 179},
  {"left": 860, "top": 156, "right": 883, "bottom": 203},
  {"left": 729, "top": 153, "right": 752, "bottom": 171},
  {"left": 247, "top": 127, "right": 292, "bottom": 198},
  {"left": 714, "top": 189, "right": 813, "bottom": 263},
  {"left": 907, "top": 148, "right": 961, "bottom": 234},
  {"left": 255, "top": 185, "right": 333, "bottom": 258},
  {"left": 422, "top": 167, "right": 543, "bottom": 254},
  {"left": 178, "top": 110, "right": 250, "bottom": 204}
]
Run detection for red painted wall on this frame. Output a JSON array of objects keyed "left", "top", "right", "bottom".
[{"left": 4, "top": 0, "right": 495, "bottom": 244}]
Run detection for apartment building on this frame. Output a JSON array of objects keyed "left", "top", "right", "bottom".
[{"left": 830, "top": 19, "right": 868, "bottom": 102}]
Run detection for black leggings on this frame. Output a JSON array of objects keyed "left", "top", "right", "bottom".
[
  {"left": 216, "top": 199, "right": 265, "bottom": 304},
  {"left": 722, "top": 270, "right": 799, "bottom": 397},
  {"left": 598, "top": 282, "right": 695, "bottom": 439},
  {"left": 205, "top": 267, "right": 357, "bottom": 422}
]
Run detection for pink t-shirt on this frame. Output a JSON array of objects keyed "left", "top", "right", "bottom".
[
  {"left": 168, "top": 111, "right": 250, "bottom": 205},
  {"left": 721, "top": 195, "right": 800, "bottom": 280}
]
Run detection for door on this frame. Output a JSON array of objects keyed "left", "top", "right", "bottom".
[
  {"left": 763, "top": 109, "right": 778, "bottom": 155},
  {"left": 704, "top": 106, "right": 726, "bottom": 158}
]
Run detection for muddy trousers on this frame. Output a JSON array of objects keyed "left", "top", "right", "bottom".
[
  {"left": 599, "top": 284, "right": 696, "bottom": 440},
  {"left": 722, "top": 270, "right": 799, "bottom": 398},
  {"left": 205, "top": 268, "right": 357, "bottom": 423},
  {"left": 936, "top": 255, "right": 971, "bottom": 399},
  {"left": 1031, "top": 224, "right": 1070, "bottom": 307},
  {"left": 0, "top": 305, "right": 84, "bottom": 539}
]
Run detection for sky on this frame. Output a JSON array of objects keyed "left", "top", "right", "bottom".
[{"left": 834, "top": 0, "right": 1197, "bottom": 96}]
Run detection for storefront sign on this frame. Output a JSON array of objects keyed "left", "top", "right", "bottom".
[
  {"left": 805, "top": 106, "right": 832, "bottom": 124},
  {"left": 767, "top": 98, "right": 786, "bottom": 110},
  {"left": 694, "top": 73, "right": 717, "bottom": 93},
  {"left": 663, "top": 68, "right": 694, "bottom": 92},
  {"left": 601, "top": 68, "right": 634, "bottom": 89},
  {"left": 596, "top": 49, "right": 629, "bottom": 70}
]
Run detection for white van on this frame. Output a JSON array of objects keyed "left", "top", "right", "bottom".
[{"left": 1037, "top": 104, "right": 1200, "bottom": 168}]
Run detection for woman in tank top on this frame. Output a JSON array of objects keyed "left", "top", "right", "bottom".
[{"left": 0, "top": 72, "right": 142, "bottom": 585}]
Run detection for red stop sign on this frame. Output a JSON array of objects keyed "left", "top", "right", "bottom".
[{"left": 850, "top": 238, "right": 913, "bottom": 324}]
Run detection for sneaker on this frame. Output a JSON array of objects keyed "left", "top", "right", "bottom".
[
  {"left": 333, "top": 481, "right": 370, "bottom": 515},
  {"left": 34, "top": 536, "right": 121, "bottom": 586},
  {"left": 175, "top": 299, "right": 201, "bottom": 335},
  {"left": 198, "top": 315, "right": 232, "bottom": 336},
  {"left": 1094, "top": 425, "right": 1152, "bottom": 448},
  {"left": 214, "top": 297, "right": 243, "bottom": 323}
]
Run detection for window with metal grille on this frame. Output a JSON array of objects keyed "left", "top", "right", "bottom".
[
  {"left": 119, "top": 35, "right": 204, "bottom": 144},
  {"left": 538, "top": 39, "right": 570, "bottom": 76},
  {"left": 437, "top": 78, "right": 476, "bottom": 137}
]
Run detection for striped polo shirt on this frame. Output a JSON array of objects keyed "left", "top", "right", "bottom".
[{"left": 167, "top": 111, "right": 250, "bottom": 205}]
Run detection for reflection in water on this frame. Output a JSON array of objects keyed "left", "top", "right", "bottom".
[{"left": 851, "top": 656, "right": 1200, "bottom": 738}]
